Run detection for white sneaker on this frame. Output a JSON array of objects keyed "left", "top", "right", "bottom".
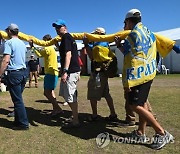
[{"left": 63, "top": 102, "right": 68, "bottom": 106}]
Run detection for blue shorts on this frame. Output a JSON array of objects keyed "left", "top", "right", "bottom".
[{"left": 44, "top": 74, "right": 58, "bottom": 90}]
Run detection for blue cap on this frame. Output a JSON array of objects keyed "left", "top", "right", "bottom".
[{"left": 52, "top": 19, "right": 66, "bottom": 27}]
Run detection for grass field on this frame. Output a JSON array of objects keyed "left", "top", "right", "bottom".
[{"left": 0, "top": 74, "right": 180, "bottom": 154}]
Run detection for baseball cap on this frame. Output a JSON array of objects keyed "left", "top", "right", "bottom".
[
  {"left": 125, "top": 9, "right": 141, "bottom": 19},
  {"left": 52, "top": 19, "right": 66, "bottom": 27},
  {"left": 91, "top": 27, "right": 106, "bottom": 34},
  {"left": 7, "top": 23, "right": 19, "bottom": 30}
]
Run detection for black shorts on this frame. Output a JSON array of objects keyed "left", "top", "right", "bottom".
[{"left": 126, "top": 80, "right": 153, "bottom": 106}]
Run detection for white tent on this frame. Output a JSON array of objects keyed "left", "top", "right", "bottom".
[
  {"left": 111, "top": 27, "right": 180, "bottom": 74},
  {"left": 157, "top": 27, "right": 180, "bottom": 73}
]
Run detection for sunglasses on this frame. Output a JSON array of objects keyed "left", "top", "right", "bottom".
[{"left": 55, "top": 25, "right": 65, "bottom": 29}]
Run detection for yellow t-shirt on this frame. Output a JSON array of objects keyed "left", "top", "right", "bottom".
[{"left": 33, "top": 46, "right": 59, "bottom": 76}]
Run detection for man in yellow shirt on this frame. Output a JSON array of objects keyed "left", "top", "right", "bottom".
[{"left": 115, "top": 9, "right": 173, "bottom": 150}]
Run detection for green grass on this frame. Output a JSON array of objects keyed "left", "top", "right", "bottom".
[{"left": 0, "top": 74, "right": 180, "bottom": 154}]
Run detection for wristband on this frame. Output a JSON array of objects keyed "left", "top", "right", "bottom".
[{"left": 63, "top": 68, "right": 68, "bottom": 73}]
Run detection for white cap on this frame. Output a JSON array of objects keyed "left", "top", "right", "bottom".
[
  {"left": 31, "top": 54, "right": 34, "bottom": 57},
  {"left": 125, "top": 9, "right": 141, "bottom": 19},
  {"left": 91, "top": 27, "right": 106, "bottom": 34},
  {"left": 7, "top": 23, "right": 19, "bottom": 30}
]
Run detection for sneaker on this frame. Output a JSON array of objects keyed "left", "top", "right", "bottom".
[
  {"left": 86, "top": 115, "right": 102, "bottom": 122},
  {"left": 118, "top": 120, "right": 136, "bottom": 127},
  {"left": 150, "top": 130, "right": 174, "bottom": 150},
  {"left": 12, "top": 125, "right": 29, "bottom": 131},
  {"left": 63, "top": 102, "right": 68, "bottom": 106},
  {"left": 126, "top": 130, "right": 147, "bottom": 144},
  {"left": 105, "top": 114, "right": 119, "bottom": 122},
  {"left": 7, "top": 111, "right": 15, "bottom": 117}
]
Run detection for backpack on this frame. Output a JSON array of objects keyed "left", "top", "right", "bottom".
[{"left": 92, "top": 45, "right": 118, "bottom": 78}]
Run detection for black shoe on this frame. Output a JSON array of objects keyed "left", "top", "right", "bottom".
[
  {"left": 49, "top": 110, "right": 64, "bottom": 118},
  {"left": 118, "top": 120, "right": 136, "bottom": 127},
  {"left": 12, "top": 126, "right": 29, "bottom": 131},
  {"left": 105, "top": 114, "right": 119, "bottom": 122},
  {"left": 86, "top": 115, "right": 102, "bottom": 122}
]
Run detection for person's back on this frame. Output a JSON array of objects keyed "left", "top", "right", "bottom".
[
  {"left": 83, "top": 27, "right": 118, "bottom": 122},
  {"left": 115, "top": 8, "right": 174, "bottom": 150},
  {"left": 29, "top": 34, "right": 62, "bottom": 117},
  {"left": 122, "top": 22, "right": 157, "bottom": 87},
  {"left": 43, "top": 45, "right": 59, "bottom": 76}
]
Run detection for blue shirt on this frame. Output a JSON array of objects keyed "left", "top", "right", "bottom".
[{"left": 3, "top": 38, "right": 27, "bottom": 70}]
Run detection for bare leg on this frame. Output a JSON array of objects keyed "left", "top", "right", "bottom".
[
  {"left": 137, "top": 103, "right": 148, "bottom": 135},
  {"left": 34, "top": 71, "right": 38, "bottom": 88},
  {"left": 131, "top": 104, "right": 165, "bottom": 135},
  {"left": 125, "top": 100, "right": 136, "bottom": 122},
  {"left": 44, "top": 89, "right": 62, "bottom": 112},
  {"left": 90, "top": 100, "right": 98, "bottom": 116},
  {"left": 29, "top": 72, "right": 33, "bottom": 88},
  {"left": 105, "top": 95, "right": 116, "bottom": 116},
  {"left": 68, "top": 102, "right": 79, "bottom": 125}
]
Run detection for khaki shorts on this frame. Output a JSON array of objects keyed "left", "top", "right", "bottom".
[
  {"left": 59, "top": 72, "right": 80, "bottom": 103},
  {"left": 87, "top": 72, "right": 111, "bottom": 101}
]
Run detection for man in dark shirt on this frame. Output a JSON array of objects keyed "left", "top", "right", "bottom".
[
  {"left": 52, "top": 19, "right": 81, "bottom": 128},
  {"left": 28, "top": 55, "right": 39, "bottom": 88}
]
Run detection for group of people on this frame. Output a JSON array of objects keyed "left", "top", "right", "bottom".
[{"left": 0, "top": 8, "right": 179, "bottom": 150}]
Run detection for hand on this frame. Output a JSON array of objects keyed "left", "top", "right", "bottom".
[
  {"left": 114, "top": 36, "right": 122, "bottom": 48},
  {"left": 124, "top": 87, "right": 131, "bottom": 92},
  {"left": 82, "top": 36, "right": 89, "bottom": 46},
  {"left": 28, "top": 39, "right": 34, "bottom": 48},
  {"left": 54, "top": 41, "right": 59, "bottom": 49},
  {"left": 61, "top": 72, "right": 68, "bottom": 82}
]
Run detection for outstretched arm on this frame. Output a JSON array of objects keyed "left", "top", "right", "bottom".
[{"left": 173, "top": 45, "right": 180, "bottom": 54}]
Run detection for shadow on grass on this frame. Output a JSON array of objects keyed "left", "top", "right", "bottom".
[
  {"left": 104, "top": 128, "right": 150, "bottom": 148},
  {"left": 0, "top": 108, "right": 151, "bottom": 148},
  {"left": 0, "top": 108, "right": 15, "bottom": 129},
  {"left": 35, "top": 100, "right": 64, "bottom": 105}
]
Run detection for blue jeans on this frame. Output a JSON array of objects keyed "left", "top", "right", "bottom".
[{"left": 6, "top": 69, "right": 29, "bottom": 127}]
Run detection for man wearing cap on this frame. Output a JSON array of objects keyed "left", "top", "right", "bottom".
[
  {"left": 0, "top": 23, "right": 29, "bottom": 130},
  {"left": 115, "top": 9, "right": 173, "bottom": 149},
  {"left": 52, "top": 19, "right": 81, "bottom": 128},
  {"left": 28, "top": 54, "right": 39, "bottom": 88},
  {"left": 83, "top": 27, "right": 118, "bottom": 122}
]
